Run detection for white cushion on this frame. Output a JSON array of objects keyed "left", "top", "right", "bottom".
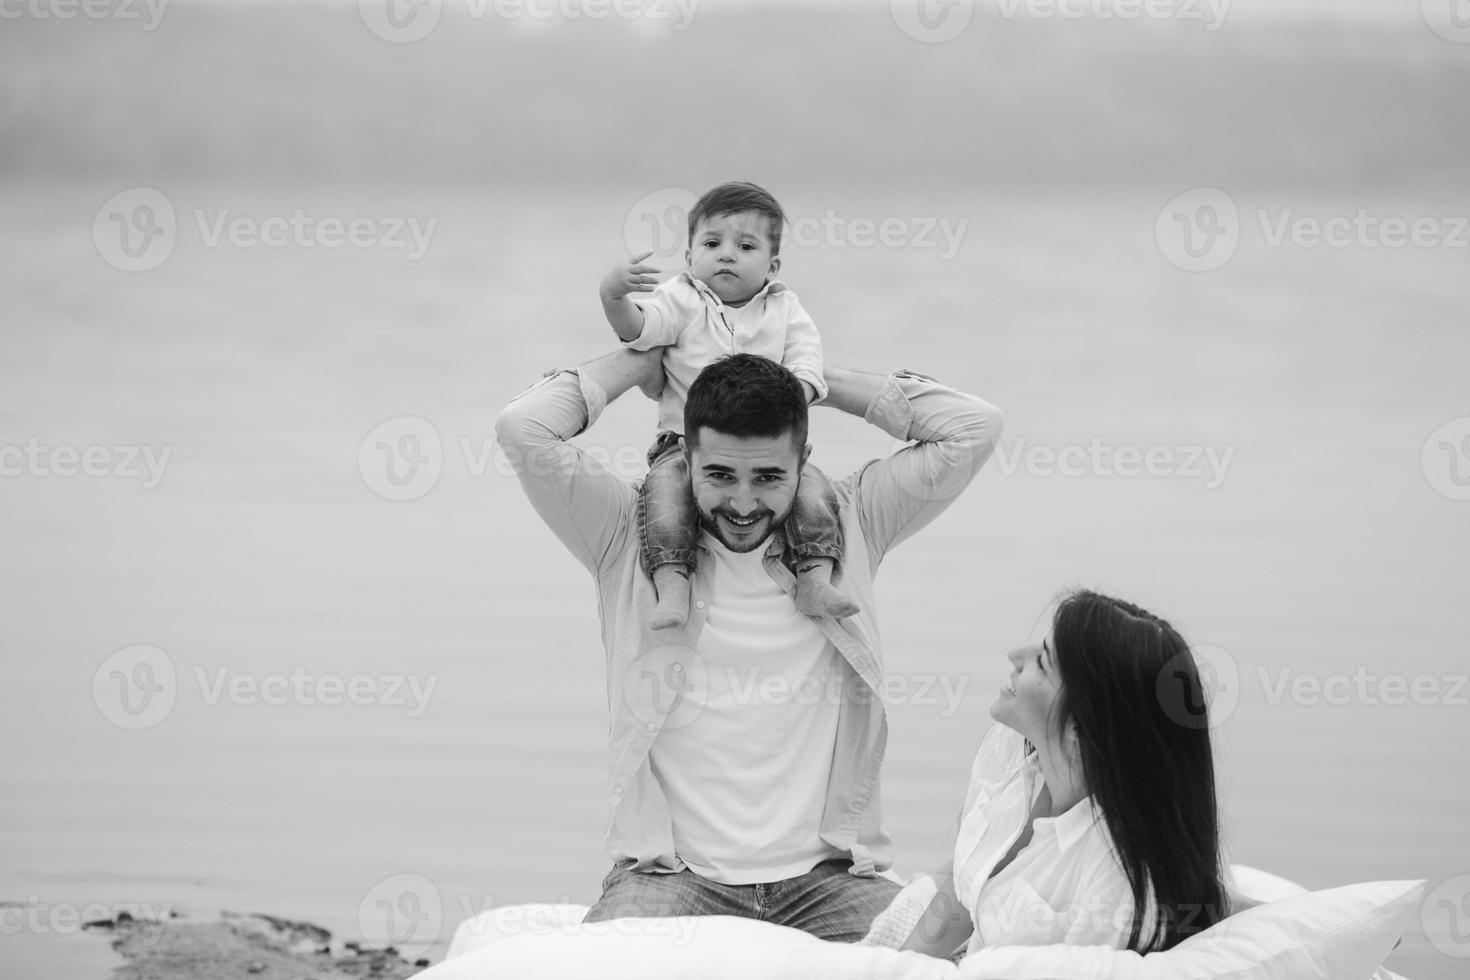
[
  {"left": 1229, "top": 864, "right": 1309, "bottom": 903},
  {"left": 953, "top": 879, "right": 1425, "bottom": 980},
  {"left": 433, "top": 874, "right": 1422, "bottom": 980},
  {"left": 426, "top": 912, "right": 957, "bottom": 980},
  {"left": 445, "top": 903, "right": 591, "bottom": 959}
]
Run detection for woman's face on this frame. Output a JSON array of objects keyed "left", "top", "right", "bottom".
[{"left": 989, "top": 628, "right": 1064, "bottom": 747}]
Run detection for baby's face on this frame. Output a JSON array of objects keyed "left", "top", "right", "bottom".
[{"left": 686, "top": 211, "right": 780, "bottom": 307}]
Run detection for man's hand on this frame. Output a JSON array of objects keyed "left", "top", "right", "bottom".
[{"left": 600, "top": 250, "right": 661, "bottom": 303}]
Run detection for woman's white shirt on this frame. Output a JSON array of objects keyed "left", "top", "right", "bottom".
[{"left": 954, "top": 724, "right": 1152, "bottom": 955}]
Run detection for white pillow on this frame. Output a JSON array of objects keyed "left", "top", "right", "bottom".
[
  {"left": 953, "top": 879, "right": 1425, "bottom": 980},
  {"left": 1229, "top": 864, "right": 1309, "bottom": 903},
  {"left": 445, "top": 903, "right": 591, "bottom": 960},
  {"left": 423, "top": 913, "right": 957, "bottom": 980}
]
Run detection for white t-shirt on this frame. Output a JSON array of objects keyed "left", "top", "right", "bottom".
[
  {"left": 647, "top": 534, "right": 845, "bottom": 884},
  {"left": 955, "top": 725, "right": 1154, "bottom": 953}
]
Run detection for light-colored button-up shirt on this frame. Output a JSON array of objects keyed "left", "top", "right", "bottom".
[
  {"left": 625, "top": 272, "right": 826, "bottom": 434},
  {"left": 494, "top": 367, "right": 1003, "bottom": 879},
  {"left": 955, "top": 725, "right": 1151, "bottom": 953}
]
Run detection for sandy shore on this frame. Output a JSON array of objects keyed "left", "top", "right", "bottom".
[{"left": 74, "top": 910, "right": 425, "bottom": 980}]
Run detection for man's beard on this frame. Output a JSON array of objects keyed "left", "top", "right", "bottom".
[{"left": 697, "top": 503, "right": 791, "bottom": 554}]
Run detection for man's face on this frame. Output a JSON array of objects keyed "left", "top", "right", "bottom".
[
  {"left": 685, "top": 427, "right": 809, "bottom": 553},
  {"left": 686, "top": 211, "right": 780, "bottom": 306}
]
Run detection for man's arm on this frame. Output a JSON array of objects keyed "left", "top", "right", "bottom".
[
  {"left": 820, "top": 366, "right": 1004, "bottom": 564},
  {"left": 494, "top": 347, "right": 664, "bottom": 574}
]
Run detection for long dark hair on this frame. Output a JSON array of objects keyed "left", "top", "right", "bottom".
[{"left": 1049, "top": 590, "right": 1227, "bottom": 952}]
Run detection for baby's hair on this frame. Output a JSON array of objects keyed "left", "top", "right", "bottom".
[{"left": 687, "top": 181, "right": 786, "bottom": 256}]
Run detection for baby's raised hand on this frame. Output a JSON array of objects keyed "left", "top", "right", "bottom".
[{"left": 599, "top": 250, "right": 662, "bottom": 302}]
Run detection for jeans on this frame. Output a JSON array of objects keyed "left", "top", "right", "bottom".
[
  {"left": 582, "top": 858, "right": 901, "bottom": 943},
  {"left": 638, "top": 431, "right": 844, "bottom": 574}
]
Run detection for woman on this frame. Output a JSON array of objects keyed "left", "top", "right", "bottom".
[{"left": 864, "top": 590, "right": 1230, "bottom": 958}]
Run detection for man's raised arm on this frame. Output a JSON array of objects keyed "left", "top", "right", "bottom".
[
  {"left": 494, "top": 347, "right": 664, "bottom": 574},
  {"left": 819, "top": 365, "right": 1004, "bottom": 564}
]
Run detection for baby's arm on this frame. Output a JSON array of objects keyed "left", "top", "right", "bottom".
[
  {"left": 781, "top": 293, "right": 828, "bottom": 404},
  {"left": 601, "top": 258, "right": 696, "bottom": 353},
  {"left": 599, "top": 250, "right": 661, "bottom": 342}
]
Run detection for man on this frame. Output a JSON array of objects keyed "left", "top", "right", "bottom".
[{"left": 495, "top": 349, "right": 1003, "bottom": 942}]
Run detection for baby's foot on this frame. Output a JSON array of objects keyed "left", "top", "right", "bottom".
[
  {"left": 650, "top": 565, "right": 692, "bottom": 630},
  {"left": 795, "top": 561, "right": 860, "bottom": 619}
]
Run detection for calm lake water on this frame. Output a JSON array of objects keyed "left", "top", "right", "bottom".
[{"left": 1, "top": 180, "right": 1466, "bottom": 978}]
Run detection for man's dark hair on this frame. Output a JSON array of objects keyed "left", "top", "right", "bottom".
[
  {"left": 687, "top": 181, "right": 786, "bottom": 257},
  {"left": 684, "top": 354, "right": 807, "bottom": 451}
]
